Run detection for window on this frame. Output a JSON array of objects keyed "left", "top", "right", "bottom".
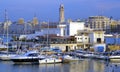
[
  {"left": 97, "top": 38, "right": 101, "bottom": 43},
  {"left": 28, "top": 53, "right": 39, "bottom": 57}
]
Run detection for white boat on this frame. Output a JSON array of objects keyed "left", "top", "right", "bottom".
[
  {"left": 39, "top": 57, "right": 62, "bottom": 64},
  {"left": 63, "top": 55, "right": 83, "bottom": 63},
  {"left": 95, "top": 55, "right": 109, "bottom": 60},
  {"left": 109, "top": 55, "right": 120, "bottom": 61},
  {"left": 0, "top": 53, "right": 16, "bottom": 61},
  {"left": 82, "top": 53, "right": 97, "bottom": 58},
  {"left": 0, "top": 32, "right": 10, "bottom": 51},
  {"left": 10, "top": 50, "right": 40, "bottom": 64},
  {"left": 0, "top": 43, "right": 7, "bottom": 51},
  {"left": 0, "top": 43, "right": 17, "bottom": 61},
  {"left": 0, "top": 11, "right": 17, "bottom": 61}
]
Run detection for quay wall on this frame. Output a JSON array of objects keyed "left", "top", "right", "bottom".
[
  {"left": 50, "top": 43, "right": 89, "bottom": 52},
  {"left": 108, "top": 45, "right": 120, "bottom": 51}
]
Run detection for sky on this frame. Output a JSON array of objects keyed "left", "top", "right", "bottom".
[{"left": 0, "top": 0, "right": 120, "bottom": 22}]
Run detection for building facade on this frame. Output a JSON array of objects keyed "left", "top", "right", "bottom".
[
  {"left": 68, "top": 21, "right": 85, "bottom": 36},
  {"left": 86, "top": 16, "right": 112, "bottom": 32},
  {"left": 89, "top": 30, "right": 105, "bottom": 44}
]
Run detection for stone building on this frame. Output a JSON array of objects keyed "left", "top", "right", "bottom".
[{"left": 86, "top": 16, "right": 114, "bottom": 33}]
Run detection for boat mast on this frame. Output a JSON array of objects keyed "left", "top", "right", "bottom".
[
  {"left": 5, "top": 9, "right": 9, "bottom": 54},
  {"left": 24, "top": 22, "right": 27, "bottom": 51},
  {"left": 47, "top": 20, "right": 49, "bottom": 48}
]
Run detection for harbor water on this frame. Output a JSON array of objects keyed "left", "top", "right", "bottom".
[{"left": 0, "top": 59, "right": 120, "bottom": 72}]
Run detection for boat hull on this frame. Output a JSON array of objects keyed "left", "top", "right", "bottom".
[
  {"left": 109, "top": 56, "right": 120, "bottom": 62},
  {"left": 39, "top": 58, "right": 62, "bottom": 64},
  {"left": 11, "top": 57, "right": 39, "bottom": 64},
  {"left": 0, "top": 54, "right": 16, "bottom": 61}
]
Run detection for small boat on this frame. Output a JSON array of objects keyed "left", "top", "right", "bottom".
[
  {"left": 0, "top": 54, "right": 16, "bottom": 61},
  {"left": 109, "top": 55, "right": 120, "bottom": 61},
  {"left": 82, "top": 52, "right": 97, "bottom": 59},
  {"left": 109, "top": 51, "right": 120, "bottom": 61},
  {"left": 95, "top": 55, "right": 109, "bottom": 60},
  {"left": 10, "top": 50, "right": 40, "bottom": 64},
  {"left": 39, "top": 55, "right": 62, "bottom": 64},
  {"left": 63, "top": 55, "right": 83, "bottom": 63},
  {"left": 0, "top": 52, "right": 17, "bottom": 61}
]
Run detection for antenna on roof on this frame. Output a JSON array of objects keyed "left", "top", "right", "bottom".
[{"left": 34, "top": 13, "right": 36, "bottom": 17}]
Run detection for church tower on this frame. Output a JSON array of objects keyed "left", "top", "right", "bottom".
[{"left": 59, "top": 4, "right": 65, "bottom": 23}]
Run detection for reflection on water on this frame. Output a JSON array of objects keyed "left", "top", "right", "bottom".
[
  {"left": 39, "top": 64, "right": 64, "bottom": 72},
  {"left": 105, "top": 62, "right": 120, "bottom": 72},
  {"left": 0, "top": 59, "right": 120, "bottom": 72},
  {"left": 69, "top": 59, "right": 106, "bottom": 72}
]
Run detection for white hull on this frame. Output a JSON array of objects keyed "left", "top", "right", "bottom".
[
  {"left": 63, "top": 55, "right": 83, "bottom": 62},
  {"left": 109, "top": 56, "right": 120, "bottom": 61},
  {"left": 82, "top": 54, "right": 98, "bottom": 58},
  {"left": 0, "top": 54, "right": 16, "bottom": 61},
  {"left": 39, "top": 58, "right": 62, "bottom": 64},
  {"left": 95, "top": 55, "right": 108, "bottom": 60},
  {"left": 109, "top": 56, "right": 120, "bottom": 59}
]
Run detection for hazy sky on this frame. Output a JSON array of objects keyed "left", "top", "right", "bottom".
[{"left": 0, "top": 0, "right": 120, "bottom": 22}]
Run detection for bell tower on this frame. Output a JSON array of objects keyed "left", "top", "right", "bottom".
[{"left": 59, "top": 4, "right": 65, "bottom": 23}]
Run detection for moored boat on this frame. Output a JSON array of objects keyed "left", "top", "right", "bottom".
[
  {"left": 95, "top": 55, "right": 109, "bottom": 60},
  {"left": 108, "top": 50, "right": 120, "bottom": 61},
  {"left": 39, "top": 57, "right": 62, "bottom": 64},
  {"left": 63, "top": 55, "right": 83, "bottom": 63},
  {"left": 0, "top": 51, "right": 17, "bottom": 61},
  {"left": 10, "top": 50, "right": 40, "bottom": 64},
  {"left": 0, "top": 54, "right": 16, "bottom": 61},
  {"left": 109, "top": 55, "right": 120, "bottom": 61}
]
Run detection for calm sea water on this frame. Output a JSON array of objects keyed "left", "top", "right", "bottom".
[{"left": 0, "top": 59, "right": 120, "bottom": 72}]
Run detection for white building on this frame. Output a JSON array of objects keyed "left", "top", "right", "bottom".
[
  {"left": 74, "top": 30, "right": 90, "bottom": 49},
  {"left": 37, "top": 21, "right": 85, "bottom": 37},
  {"left": 75, "top": 35, "right": 89, "bottom": 43},
  {"left": 41, "top": 28, "right": 60, "bottom": 36},
  {"left": 57, "top": 24, "right": 67, "bottom": 36},
  {"left": 89, "top": 30, "right": 105, "bottom": 44},
  {"left": 68, "top": 22, "right": 85, "bottom": 36}
]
